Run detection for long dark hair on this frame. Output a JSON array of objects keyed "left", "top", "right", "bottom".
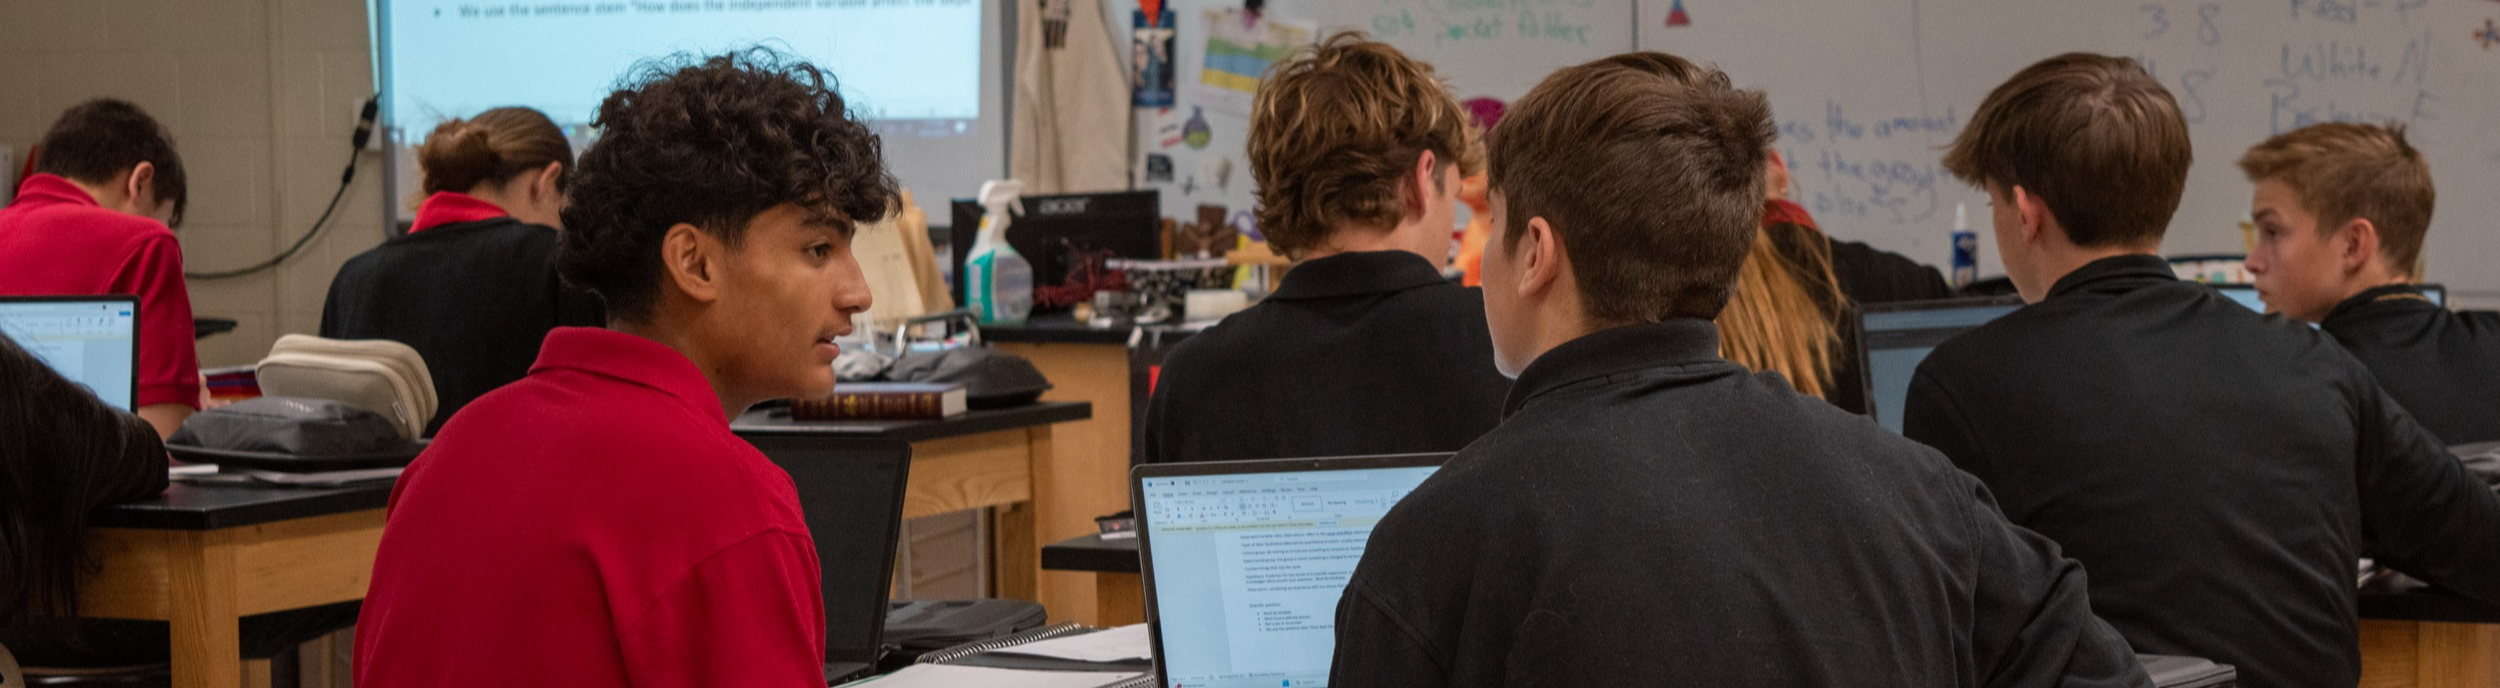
[{"left": 0, "top": 331, "right": 165, "bottom": 625}]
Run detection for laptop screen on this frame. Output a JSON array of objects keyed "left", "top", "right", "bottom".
[
  {"left": 1136, "top": 455, "right": 1446, "bottom": 688},
  {"left": 2216, "top": 285, "right": 2268, "bottom": 314},
  {"left": 0, "top": 297, "right": 140, "bottom": 411},
  {"left": 1859, "top": 298, "right": 2023, "bottom": 433}
]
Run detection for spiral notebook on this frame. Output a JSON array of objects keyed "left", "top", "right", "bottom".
[{"left": 835, "top": 623, "right": 1152, "bottom": 688}]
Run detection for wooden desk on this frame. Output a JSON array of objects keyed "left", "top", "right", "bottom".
[
  {"left": 82, "top": 483, "right": 392, "bottom": 688},
  {"left": 80, "top": 402, "right": 1091, "bottom": 688},
  {"left": 988, "top": 316, "right": 1193, "bottom": 624},
  {"left": 2360, "top": 578, "right": 2500, "bottom": 688},
  {"left": 1041, "top": 533, "right": 1145, "bottom": 626}
]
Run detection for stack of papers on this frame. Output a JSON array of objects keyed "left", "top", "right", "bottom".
[{"left": 840, "top": 665, "right": 1142, "bottom": 688}]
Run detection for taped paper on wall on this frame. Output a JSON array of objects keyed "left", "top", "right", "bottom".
[{"left": 1191, "top": 8, "right": 1314, "bottom": 116}]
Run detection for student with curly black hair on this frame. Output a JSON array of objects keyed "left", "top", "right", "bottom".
[{"left": 354, "top": 48, "right": 896, "bottom": 687}]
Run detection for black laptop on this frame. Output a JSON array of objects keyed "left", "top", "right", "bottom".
[{"left": 742, "top": 435, "right": 913, "bottom": 683}]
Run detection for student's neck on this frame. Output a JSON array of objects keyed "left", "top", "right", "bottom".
[
  {"left": 461, "top": 185, "right": 520, "bottom": 212},
  {"left": 2026, "top": 243, "right": 2157, "bottom": 301},
  {"left": 608, "top": 317, "right": 752, "bottom": 418},
  {"left": 66, "top": 178, "right": 133, "bottom": 212},
  {"left": 1300, "top": 223, "right": 1428, "bottom": 263},
  {"left": 2336, "top": 270, "right": 2416, "bottom": 303},
  {"left": 1514, "top": 299, "right": 1617, "bottom": 374}
]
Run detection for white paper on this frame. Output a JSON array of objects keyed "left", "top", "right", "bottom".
[
  {"left": 991, "top": 624, "right": 1153, "bottom": 663},
  {"left": 839, "top": 664, "right": 1141, "bottom": 688}
]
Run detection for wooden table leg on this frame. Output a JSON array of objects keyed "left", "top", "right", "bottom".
[
  {"left": 991, "top": 502, "right": 1038, "bottom": 601},
  {"left": 2418, "top": 621, "right": 2500, "bottom": 688},
  {"left": 1094, "top": 572, "right": 1145, "bottom": 627},
  {"left": 166, "top": 530, "right": 242, "bottom": 688}
]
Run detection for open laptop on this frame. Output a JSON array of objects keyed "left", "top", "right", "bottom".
[
  {"left": 1133, "top": 453, "right": 1450, "bottom": 688},
  {"left": 740, "top": 435, "right": 913, "bottom": 684},
  {"left": 1855, "top": 296, "right": 2026, "bottom": 433},
  {"left": 0, "top": 295, "right": 140, "bottom": 410},
  {"left": 2214, "top": 282, "right": 2445, "bottom": 314}
]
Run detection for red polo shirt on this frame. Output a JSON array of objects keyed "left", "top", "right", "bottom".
[
  {"left": 406, "top": 191, "right": 507, "bottom": 233},
  {"left": 355, "top": 327, "right": 826, "bottom": 687},
  {"left": 0, "top": 173, "right": 200, "bottom": 409}
]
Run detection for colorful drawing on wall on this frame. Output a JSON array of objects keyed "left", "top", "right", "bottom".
[
  {"left": 2478, "top": 18, "right": 2499, "bottom": 50},
  {"left": 1666, "top": 0, "right": 1692, "bottom": 27},
  {"left": 1183, "top": 107, "right": 1213, "bottom": 150},
  {"left": 1193, "top": 8, "right": 1315, "bottom": 116}
]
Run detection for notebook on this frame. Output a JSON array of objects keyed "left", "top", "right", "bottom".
[
  {"left": 1132, "top": 454, "right": 1450, "bottom": 688},
  {"left": 1854, "top": 296, "right": 2025, "bottom": 433},
  {"left": 0, "top": 296, "right": 139, "bottom": 410}
]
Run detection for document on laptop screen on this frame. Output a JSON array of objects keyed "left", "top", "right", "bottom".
[{"left": 1141, "top": 465, "right": 1437, "bottom": 688}]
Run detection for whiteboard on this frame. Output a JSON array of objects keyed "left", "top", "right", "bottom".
[
  {"left": 1639, "top": 0, "right": 2500, "bottom": 292},
  {"left": 1118, "top": 0, "right": 1637, "bottom": 229}
]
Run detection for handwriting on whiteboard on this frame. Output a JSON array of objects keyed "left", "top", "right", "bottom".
[
  {"left": 1369, "top": 0, "right": 1598, "bottom": 47},
  {"left": 1781, "top": 101, "right": 1958, "bottom": 226}
]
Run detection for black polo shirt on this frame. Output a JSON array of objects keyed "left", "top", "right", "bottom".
[
  {"left": 1333, "top": 321, "right": 2148, "bottom": 688},
  {"left": 321, "top": 217, "right": 605, "bottom": 436},
  {"left": 1139, "top": 250, "right": 1509, "bottom": 464},
  {"left": 2323, "top": 284, "right": 2500, "bottom": 445},
  {"left": 1903, "top": 254, "right": 2500, "bottom": 688}
]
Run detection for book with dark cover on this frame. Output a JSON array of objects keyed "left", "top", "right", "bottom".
[{"left": 794, "top": 383, "right": 969, "bottom": 420}]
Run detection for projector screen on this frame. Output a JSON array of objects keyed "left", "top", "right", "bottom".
[{"left": 372, "top": 0, "right": 1005, "bottom": 225}]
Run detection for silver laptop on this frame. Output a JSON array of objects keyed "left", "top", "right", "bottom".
[
  {"left": 1132, "top": 454, "right": 1449, "bottom": 688},
  {"left": 0, "top": 295, "right": 140, "bottom": 410}
]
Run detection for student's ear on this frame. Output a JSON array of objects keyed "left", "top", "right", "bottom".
[
  {"left": 1408, "top": 149, "right": 1442, "bottom": 217},
  {"left": 659, "top": 223, "right": 721, "bottom": 305},
  {"left": 532, "top": 163, "right": 564, "bottom": 203},
  {"left": 2011, "top": 185, "right": 2049, "bottom": 244},
  {"left": 123, "top": 162, "right": 157, "bottom": 209},
  {"left": 1514, "top": 216, "right": 1563, "bottom": 298},
  {"left": 1765, "top": 149, "right": 1792, "bottom": 201},
  {"left": 2337, "top": 217, "right": 2380, "bottom": 275}
]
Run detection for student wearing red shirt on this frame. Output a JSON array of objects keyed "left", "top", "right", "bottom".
[
  {"left": 0, "top": 99, "right": 199, "bottom": 438},
  {"left": 354, "top": 48, "right": 896, "bottom": 687}
]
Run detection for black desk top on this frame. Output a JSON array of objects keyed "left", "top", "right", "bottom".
[
  {"left": 731, "top": 400, "right": 1091, "bottom": 442},
  {"left": 93, "top": 481, "right": 394, "bottom": 531},
  {"left": 2358, "top": 577, "right": 2500, "bottom": 624},
  {"left": 979, "top": 313, "right": 1201, "bottom": 346},
  {"left": 95, "top": 403, "right": 1088, "bottom": 532},
  {"left": 1043, "top": 532, "right": 1140, "bottom": 574}
]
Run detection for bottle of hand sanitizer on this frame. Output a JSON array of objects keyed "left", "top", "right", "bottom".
[
  {"left": 966, "top": 180, "right": 1033, "bottom": 325},
  {"left": 1950, "top": 202, "right": 1978, "bottom": 288}
]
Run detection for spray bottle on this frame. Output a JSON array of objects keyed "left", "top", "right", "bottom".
[
  {"left": 965, "top": 180, "right": 1033, "bottom": 325},
  {"left": 1950, "top": 202, "right": 1978, "bottom": 289}
]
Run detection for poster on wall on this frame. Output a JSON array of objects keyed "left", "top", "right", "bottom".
[
  {"left": 1191, "top": 8, "right": 1314, "bottom": 116},
  {"left": 1132, "top": 8, "right": 1178, "bottom": 107}
]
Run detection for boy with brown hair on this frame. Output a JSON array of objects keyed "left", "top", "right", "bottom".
[
  {"left": 1331, "top": 52, "right": 2147, "bottom": 687},
  {"left": 1905, "top": 54, "right": 2500, "bottom": 688},
  {"left": 2239, "top": 122, "right": 2500, "bottom": 444},
  {"left": 1139, "top": 32, "right": 1509, "bottom": 464},
  {"left": 0, "top": 99, "right": 198, "bottom": 438}
]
